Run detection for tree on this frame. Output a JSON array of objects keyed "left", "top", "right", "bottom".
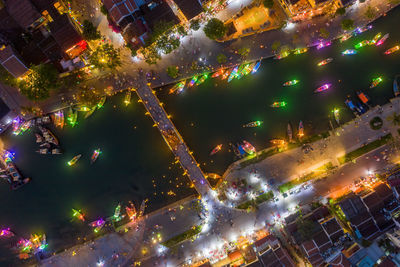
[
  {"left": 58, "top": 69, "right": 86, "bottom": 88},
  {"left": 82, "top": 20, "right": 101, "bottom": 40},
  {"left": 155, "top": 35, "right": 180, "bottom": 54},
  {"left": 18, "top": 64, "right": 59, "bottom": 101},
  {"left": 89, "top": 43, "right": 121, "bottom": 70},
  {"left": 166, "top": 66, "right": 179, "bottom": 78},
  {"left": 319, "top": 28, "right": 330, "bottom": 39},
  {"left": 150, "top": 20, "right": 175, "bottom": 44},
  {"left": 364, "top": 6, "right": 376, "bottom": 19},
  {"left": 142, "top": 46, "right": 161, "bottom": 65},
  {"left": 0, "top": 65, "right": 17, "bottom": 87},
  {"left": 271, "top": 40, "right": 281, "bottom": 51},
  {"left": 100, "top": 5, "right": 108, "bottom": 15},
  {"left": 387, "top": 112, "right": 400, "bottom": 126},
  {"left": 296, "top": 218, "right": 315, "bottom": 241},
  {"left": 238, "top": 47, "right": 250, "bottom": 58},
  {"left": 217, "top": 53, "right": 227, "bottom": 64},
  {"left": 177, "top": 25, "right": 187, "bottom": 36},
  {"left": 335, "top": 7, "right": 346, "bottom": 16},
  {"left": 204, "top": 18, "right": 227, "bottom": 40},
  {"left": 341, "top": 19, "right": 354, "bottom": 31},
  {"left": 263, "top": 0, "right": 274, "bottom": 9},
  {"left": 190, "top": 19, "right": 201, "bottom": 31}
]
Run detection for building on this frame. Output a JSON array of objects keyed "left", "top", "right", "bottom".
[
  {"left": 277, "top": 0, "right": 341, "bottom": 21},
  {"left": 253, "top": 234, "right": 296, "bottom": 267},
  {"left": 0, "top": 0, "right": 85, "bottom": 78}
]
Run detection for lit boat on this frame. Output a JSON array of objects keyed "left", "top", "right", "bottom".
[
  {"left": 314, "top": 83, "right": 331, "bottom": 93},
  {"left": 243, "top": 121, "right": 263, "bottom": 128},
  {"left": 317, "top": 41, "right": 332, "bottom": 50},
  {"left": 124, "top": 90, "right": 131, "bottom": 106},
  {"left": 35, "top": 133, "right": 43, "bottom": 143},
  {"left": 210, "top": 144, "right": 222, "bottom": 156},
  {"left": 237, "top": 63, "right": 251, "bottom": 79},
  {"left": 76, "top": 105, "right": 90, "bottom": 112},
  {"left": 196, "top": 73, "right": 209, "bottom": 85},
  {"left": 221, "top": 69, "right": 231, "bottom": 80},
  {"left": 355, "top": 25, "right": 372, "bottom": 34},
  {"left": 333, "top": 108, "right": 340, "bottom": 124},
  {"left": 251, "top": 61, "right": 261, "bottom": 74},
  {"left": 53, "top": 110, "right": 64, "bottom": 128},
  {"left": 298, "top": 121, "right": 304, "bottom": 138},
  {"left": 274, "top": 50, "right": 290, "bottom": 59},
  {"left": 287, "top": 123, "right": 293, "bottom": 142},
  {"left": 384, "top": 46, "right": 400, "bottom": 55},
  {"left": 283, "top": 80, "right": 299, "bottom": 86},
  {"left": 242, "top": 140, "right": 256, "bottom": 154},
  {"left": 342, "top": 49, "right": 357, "bottom": 55},
  {"left": 67, "top": 107, "right": 78, "bottom": 127},
  {"left": 270, "top": 101, "right": 287, "bottom": 108},
  {"left": 126, "top": 201, "right": 137, "bottom": 221},
  {"left": 72, "top": 208, "right": 85, "bottom": 221},
  {"left": 357, "top": 91, "right": 370, "bottom": 104},
  {"left": 91, "top": 149, "right": 101, "bottom": 164},
  {"left": 394, "top": 75, "right": 400, "bottom": 97},
  {"left": 227, "top": 66, "right": 239, "bottom": 82},
  {"left": 242, "top": 62, "right": 255, "bottom": 76},
  {"left": 68, "top": 154, "right": 82, "bottom": 166},
  {"left": 354, "top": 40, "right": 369, "bottom": 49},
  {"left": 112, "top": 203, "right": 124, "bottom": 222},
  {"left": 345, "top": 99, "right": 357, "bottom": 112},
  {"left": 369, "top": 32, "right": 381, "bottom": 45},
  {"left": 211, "top": 69, "right": 225, "bottom": 78},
  {"left": 235, "top": 64, "right": 247, "bottom": 79},
  {"left": 270, "top": 139, "right": 286, "bottom": 146},
  {"left": 97, "top": 96, "right": 106, "bottom": 109},
  {"left": 188, "top": 76, "right": 198, "bottom": 87},
  {"left": 89, "top": 218, "right": 105, "bottom": 233},
  {"left": 317, "top": 58, "right": 333, "bottom": 66},
  {"left": 293, "top": 47, "right": 308, "bottom": 54},
  {"left": 370, "top": 77, "right": 383, "bottom": 88},
  {"left": 0, "top": 228, "right": 14, "bottom": 238},
  {"left": 375, "top": 33, "right": 389, "bottom": 46},
  {"left": 340, "top": 33, "right": 352, "bottom": 42},
  {"left": 84, "top": 107, "right": 96, "bottom": 119},
  {"left": 169, "top": 81, "right": 186, "bottom": 94}
]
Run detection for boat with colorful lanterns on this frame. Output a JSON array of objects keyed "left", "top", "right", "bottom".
[
  {"left": 52, "top": 110, "right": 64, "bottom": 128},
  {"left": 72, "top": 208, "right": 85, "bottom": 221},
  {"left": 188, "top": 76, "right": 198, "bottom": 87},
  {"left": 354, "top": 40, "right": 370, "bottom": 49},
  {"left": 270, "top": 101, "right": 287, "bottom": 108},
  {"left": 89, "top": 218, "right": 105, "bottom": 233},
  {"left": 91, "top": 149, "right": 101, "bottom": 164},
  {"left": 384, "top": 46, "right": 400, "bottom": 55},
  {"left": 287, "top": 123, "right": 293, "bottom": 142},
  {"left": 210, "top": 144, "right": 222, "bottom": 156},
  {"left": 298, "top": 121, "right": 304, "bottom": 138},
  {"left": 227, "top": 66, "right": 239, "bottom": 82},
  {"left": 97, "top": 96, "right": 106, "bottom": 109},
  {"left": 242, "top": 140, "right": 256, "bottom": 154},
  {"left": 251, "top": 61, "right": 261, "bottom": 74},
  {"left": 242, "top": 62, "right": 256, "bottom": 76},
  {"left": 68, "top": 154, "right": 82, "bottom": 166},
  {"left": 221, "top": 69, "right": 231, "bottom": 80},
  {"left": 84, "top": 106, "right": 96, "bottom": 119},
  {"left": 67, "top": 107, "right": 78, "bottom": 127},
  {"left": 370, "top": 77, "right": 383, "bottom": 88},
  {"left": 243, "top": 121, "right": 263, "bottom": 128},
  {"left": 124, "top": 90, "right": 131, "bottom": 106},
  {"left": 355, "top": 25, "right": 372, "bottom": 34},
  {"left": 340, "top": 33, "right": 352, "bottom": 42},
  {"left": 333, "top": 108, "right": 340, "bottom": 124},
  {"left": 342, "top": 49, "right": 357, "bottom": 55},
  {"left": 211, "top": 69, "right": 225, "bottom": 78},
  {"left": 274, "top": 50, "right": 290, "bottom": 59},
  {"left": 369, "top": 32, "right": 382, "bottom": 45},
  {"left": 169, "top": 81, "right": 186, "bottom": 94},
  {"left": 314, "top": 83, "right": 331, "bottom": 93},
  {"left": 317, "top": 58, "right": 333, "bottom": 66},
  {"left": 0, "top": 228, "right": 14, "bottom": 238},
  {"left": 196, "top": 73, "right": 209, "bottom": 85},
  {"left": 293, "top": 47, "right": 308, "bottom": 54},
  {"left": 126, "top": 201, "right": 137, "bottom": 221},
  {"left": 317, "top": 41, "right": 332, "bottom": 49},
  {"left": 283, "top": 80, "right": 299, "bottom": 86},
  {"left": 375, "top": 33, "right": 389, "bottom": 46}
]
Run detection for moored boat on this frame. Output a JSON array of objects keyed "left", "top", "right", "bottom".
[
  {"left": 317, "top": 41, "right": 332, "bottom": 49},
  {"left": 169, "top": 81, "right": 186, "bottom": 94},
  {"left": 270, "top": 101, "right": 287, "bottom": 108},
  {"left": 375, "top": 33, "right": 389, "bottom": 46},
  {"left": 340, "top": 33, "right": 352, "bottom": 42},
  {"left": 196, "top": 73, "right": 209, "bottom": 85},
  {"left": 298, "top": 121, "right": 304, "bottom": 138},
  {"left": 384, "top": 46, "right": 400, "bottom": 55},
  {"left": 370, "top": 77, "right": 383, "bottom": 88},
  {"left": 342, "top": 49, "right": 357, "bottom": 55},
  {"left": 211, "top": 69, "right": 225, "bottom": 78},
  {"left": 369, "top": 32, "right": 381, "bottom": 45},
  {"left": 91, "top": 149, "right": 101, "bottom": 164},
  {"left": 84, "top": 107, "right": 96, "bottom": 119},
  {"left": 355, "top": 25, "right": 372, "bottom": 34},
  {"left": 242, "top": 140, "right": 256, "bottom": 154},
  {"left": 287, "top": 123, "right": 293, "bottom": 142},
  {"left": 227, "top": 66, "right": 239, "bottom": 82},
  {"left": 251, "top": 61, "right": 261, "bottom": 74},
  {"left": 35, "top": 133, "right": 43, "bottom": 143},
  {"left": 124, "top": 90, "right": 131, "bottom": 106},
  {"left": 52, "top": 110, "right": 64, "bottom": 128},
  {"left": 357, "top": 91, "right": 370, "bottom": 104},
  {"left": 354, "top": 40, "right": 369, "bottom": 49},
  {"left": 394, "top": 75, "right": 400, "bottom": 97},
  {"left": 274, "top": 50, "right": 290, "bottom": 59},
  {"left": 345, "top": 99, "right": 357, "bottom": 112},
  {"left": 317, "top": 58, "right": 333, "bottom": 66},
  {"left": 67, "top": 107, "right": 78, "bottom": 127},
  {"left": 283, "top": 80, "right": 299, "bottom": 86},
  {"left": 210, "top": 144, "right": 222, "bottom": 156},
  {"left": 293, "top": 47, "right": 308, "bottom": 54},
  {"left": 333, "top": 108, "right": 340, "bottom": 124},
  {"left": 97, "top": 96, "right": 106, "bottom": 109},
  {"left": 314, "top": 83, "right": 331, "bottom": 93},
  {"left": 221, "top": 69, "right": 231, "bottom": 80},
  {"left": 188, "top": 76, "right": 198, "bottom": 87},
  {"left": 243, "top": 121, "right": 263, "bottom": 128},
  {"left": 68, "top": 154, "right": 82, "bottom": 166}
]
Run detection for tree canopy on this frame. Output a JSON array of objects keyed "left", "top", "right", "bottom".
[
  {"left": 89, "top": 43, "right": 121, "bottom": 70},
  {"left": 319, "top": 27, "right": 330, "bottom": 39},
  {"left": 335, "top": 7, "right": 346, "bottom": 16},
  {"left": 263, "top": 0, "right": 274, "bottom": 9},
  {"left": 217, "top": 53, "right": 227, "bottom": 64},
  {"left": 341, "top": 19, "right": 354, "bottom": 31},
  {"left": 82, "top": 20, "right": 101, "bottom": 40},
  {"left": 204, "top": 18, "right": 227, "bottom": 40},
  {"left": 190, "top": 19, "right": 201, "bottom": 31},
  {"left": 0, "top": 65, "right": 17, "bottom": 87},
  {"left": 18, "top": 64, "right": 59, "bottom": 101},
  {"left": 166, "top": 66, "right": 179, "bottom": 78}
]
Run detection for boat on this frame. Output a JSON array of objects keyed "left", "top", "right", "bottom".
[
  {"left": 354, "top": 40, "right": 369, "bottom": 49},
  {"left": 345, "top": 99, "right": 357, "bottom": 112},
  {"left": 40, "top": 142, "right": 50, "bottom": 148},
  {"left": 298, "top": 121, "right": 304, "bottom": 138},
  {"left": 221, "top": 69, "right": 231, "bottom": 80},
  {"left": 36, "top": 148, "right": 50, "bottom": 154},
  {"left": 340, "top": 33, "right": 352, "bottom": 43},
  {"left": 270, "top": 139, "right": 286, "bottom": 146},
  {"left": 317, "top": 41, "right": 332, "bottom": 50},
  {"left": 287, "top": 123, "right": 293, "bottom": 143},
  {"left": 126, "top": 201, "right": 137, "bottom": 221},
  {"left": 293, "top": 48, "right": 308, "bottom": 54},
  {"left": 243, "top": 62, "right": 256, "bottom": 76},
  {"left": 251, "top": 61, "right": 261, "bottom": 74},
  {"left": 52, "top": 110, "right": 64, "bottom": 128},
  {"left": 333, "top": 108, "right": 340, "bottom": 124},
  {"left": 112, "top": 203, "right": 125, "bottom": 222},
  {"left": 355, "top": 25, "right": 372, "bottom": 34},
  {"left": 314, "top": 83, "right": 331, "bottom": 93},
  {"left": 211, "top": 69, "right": 225, "bottom": 78},
  {"left": 51, "top": 148, "right": 62, "bottom": 155},
  {"left": 243, "top": 121, "right": 263, "bottom": 128},
  {"left": 235, "top": 64, "right": 246, "bottom": 79},
  {"left": 84, "top": 107, "right": 96, "bottom": 119},
  {"left": 169, "top": 81, "right": 186, "bottom": 94},
  {"left": 355, "top": 101, "right": 367, "bottom": 114},
  {"left": 0, "top": 228, "right": 14, "bottom": 238},
  {"left": 283, "top": 80, "right": 299, "bottom": 86},
  {"left": 242, "top": 140, "right": 256, "bottom": 154},
  {"left": 91, "top": 149, "right": 101, "bottom": 164},
  {"left": 342, "top": 49, "right": 357, "bottom": 55},
  {"left": 196, "top": 73, "right": 208, "bottom": 85},
  {"left": 39, "top": 126, "right": 59, "bottom": 145},
  {"left": 72, "top": 209, "right": 85, "bottom": 221},
  {"left": 274, "top": 50, "right": 290, "bottom": 60},
  {"left": 210, "top": 144, "right": 222, "bottom": 156},
  {"left": 97, "top": 96, "right": 106, "bottom": 109},
  {"left": 68, "top": 154, "right": 82, "bottom": 166},
  {"left": 124, "top": 90, "right": 131, "bottom": 106},
  {"left": 369, "top": 32, "right": 382, "bottom": 45},
  {"left": 317, "top": 58, "right": 333, "bottom": 67},
  {"left": 89, "top": 218, "right": 106, "bottom": 233},
  {"left": 35, "top": 133, "right": 43, "bottom": 143},
  {"left": 227, "top": 66, "right": 239, "bottom": 82},
  {"left": 370, "top": 77, "right": 383, "bottom": 88},
  {"left": 67, "top": 107, "right": 78, "bottom": 127},
  {"left": 394, "top": 75, "right": 400, "bottom": 97},
  {"left": 384, "top": 46, "right": 400, "bottom": 55},
  {"left": 270, "top": 101, "right": 287, "bottom": 108},
  {"left": 237, "top": 63, "right": 250, "bottom": 79},
  {"left": 357, "top": 91, "right": 370, "bottom": 104},
  {"left": 375, "top": 33, "right": 389, "bottom": 46},
  {"left": 188, "top": 76, "right": 198, "bottom": 87},
  {"left": 76, "top": 105, "right": 91, "bottom": 112}
]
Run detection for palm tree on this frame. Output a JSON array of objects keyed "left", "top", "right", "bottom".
[{"left": 387, "top": 112, "right": 400, "bottom": 126}]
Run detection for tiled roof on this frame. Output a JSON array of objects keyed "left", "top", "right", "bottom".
[
  {"left": 259, "top": 248, "right": 281, "bottom": 267},
  {"left": 362, "top": 191, "right": 383, "bottom": 211},
  {"left": 375, "top": 184, "right": 393, "bottom": 200},
  {"left": 308, "top": 253, "right": 325, "bottom": 266},
  {"left": 321, "top": 217, "right": 342, "bottom": 236},
  {"left": 330, "top": 253, "right": 351, "bottom": 267},
  {"left": 0, "top": 45, "right": 28, "bottom": 77},
  {"left": 103, "top": 0, "right": 138, "bottom": 24},
  {"left": 48, "top": 14, "right": 82, "bottom": 51},
  {"left": 173, "top": 0, "right": 202, "bottom": 20},
  {"left": 5, "top": 0, "right": 41, "bottom": 29},
  {"left": 312, "top": 230, "right": 331, "bottom": 252},
  {"left": 301, "top": 240, "right": 318, "bottom": 257},
  {"left": 339, "top": 194, "right": 367, "bottom": 219},
  {"left": 377, "top": 257, "right": 397, "bottom": 267}
]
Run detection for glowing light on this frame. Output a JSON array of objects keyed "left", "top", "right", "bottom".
[
  {"left": 317, "top": 41, "right": 332, "bottom": 50},
  {"left": 283, "top": 80, "right": 299, "bottom": 86},
  {"left": 270, "top": 101, "right": 287, "bottom": 108},
  {"left": 384, "top": 45, "right": 400, "bottom": 55},
  {"left": 314, "top": 83, "right": 331, "bottom": 93},
  {"left": 72, "top": 209, "right": 85, "bottom": 221},
  {"left": 370, "top": 77, "right": 383, "bottom": 88},
  {"left": 68, "top": 154, "right": 82, "bottom": 166},
  {"left": 317, "top": 58, "right": 333, "bottom": 66},
  {"left": 342, "top": 49, "right": 357, "bottom": 55}
]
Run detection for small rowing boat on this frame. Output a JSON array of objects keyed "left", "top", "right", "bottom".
[
  {"left": 357, "top": 91, "right": 370, "bottom": 104},
  {"left": 243, "top": 121, "right": 263, "bottom": 128},
  {"left": 384, "top": 45, "right": 400, "bottom": 55},
  {"left": 293, "top": 48, "right": 308, "bottom": 54},
  {"left": 333, "top": 108, "right": 340, "bottom": 124},
  {"left": 196, "top": 73, "right": 209, "bottom": 85},
  {"left": 342, "top": 49, "right": 357, "bottom": 55},
  {"left": 375, "top": 33, "right": 389, "bottom": 46},
  {"left": 317, "top": 58, "right": 333, "bottom": 66},
  {"left": 317, "top": 41, "right": 332, "bottom": 50},
  {"left": 72, "top": 208, "right": 85, "bottom": 221},
  {"left": 283, "top": 80, "right": 299, "bottom": 86},
  {"left": 242, "top": 140, "right": 256, "bottom": 154},
  {"left": 84, "top": 107, "right": 96, "bottom": 119},
  {"left": 97, "top": 96, "right": 106, "bottom": 109},
  {"left": 91, "top": 149, "right": 101, "bottom": 164},
  {"left": 287, "top": 123, "right": 293, "bottom": 143},
  {"left": 228, "top": 66, "right": 239, "bottom": 82},
  {"left": 210, "top": 144, "right": 222, "bottom": 156},
  {"left": 370, "top": 77, "right": 383, "bottom": 88},
  {"left": 124, "top": 90, "right": 131, "bottom": 106},
  {"left": 270, "top": 101, "right": 287, "bottom": 108},
  {"left": 251, "top": 61, "right": 261, "bottom": 74},
  {"left": 314, "top": 83, "right": 331, "bottom": 93},
  {"left": 298, "top": 121, "right": 304, "bottom": 138},
  {"left": 68, "top": 154, "right": 82, "bottom": 166}
]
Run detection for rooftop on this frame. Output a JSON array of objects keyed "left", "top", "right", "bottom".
[{"left": 5, "top": 0, "right": 42, "bottom": 29}]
